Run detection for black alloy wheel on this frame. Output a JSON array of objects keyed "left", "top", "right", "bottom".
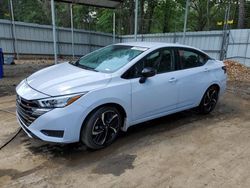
[
  {"left": 199, "top": 86, "right": 219, "bottom": 114},
  {"left": 81, "top": 106, "right": 122, "bottom": 149}
]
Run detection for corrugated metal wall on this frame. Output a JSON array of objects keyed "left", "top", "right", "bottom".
[
  {"left": 0, "top": 19, "right": 118, "bottom": 57},
  {"left": 227, "top": 29, "right": 250, "bottom": 66},
  {"left": 121, "top": 31, "right": 223, "bottom": 60},
  {"left": 1, "top": 19, "right": 250, "bottom": 66}
]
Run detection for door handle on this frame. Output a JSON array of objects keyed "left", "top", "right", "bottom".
[
  {"left": 169, "top": 77, "right": 177, "bottom": 83},
  {"left": 204, "top": 68, "right": 209, "bottom": 72}
]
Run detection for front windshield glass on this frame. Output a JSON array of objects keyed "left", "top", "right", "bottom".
[{"left": 73, "top": 45, "right": 148, "bottom": 73}]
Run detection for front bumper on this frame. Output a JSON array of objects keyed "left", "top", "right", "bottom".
[
  {"left": 16, "top": 80, "right": 90, "bottom": 143},
  {"left": 16, "top": 103, "right": 88, "bottom": 143}
]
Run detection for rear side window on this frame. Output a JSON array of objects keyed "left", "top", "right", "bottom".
[{"left": 178, "top": 49, "right": 208, "bottom": 69}]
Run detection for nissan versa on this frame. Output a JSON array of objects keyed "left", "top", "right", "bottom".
[{"left": 16, "top": 42, "right": 227, "bottom": 149}]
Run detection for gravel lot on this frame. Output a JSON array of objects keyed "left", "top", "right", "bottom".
[{"left": 0, "top": 60, "right": 249, "bottom": 188}]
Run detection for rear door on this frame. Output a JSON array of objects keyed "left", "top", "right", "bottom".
[{"left": 174, "top": 48, "right": 212, "bottom": 108}]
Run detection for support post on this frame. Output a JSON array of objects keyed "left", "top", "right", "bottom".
[
  {"left": 220, "top": 2, "right": 231, "bottom": 60},
  {"left": 70, "top": 4, "right": 74, "bottom": 59},
  {"left": 206, "top": 0, "right": 210, "bottom": 30},
  {"left": 134, "top": 0, "right": 138, "bottom": 41},
  {"left": 9, "top": 0, "right": 19, "bottom": 59},
  {"left": 51, "top": 0, "right": 57, "bottom": 64},
  {"left": 182, "top": 0, "right": 190, "bottom": 44},
  {"left": 243, "top": 31, "right": 250, "bottom": 65},
  {"left": 113, "top": 11, "right": 116, "bottom": 43}
]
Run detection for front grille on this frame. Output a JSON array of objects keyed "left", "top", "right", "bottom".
[{"left": 16, "top": 95, "right": 41, "bottom": 127}]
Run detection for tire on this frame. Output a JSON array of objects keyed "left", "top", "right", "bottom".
[
  {"left": 198, "top": 85, "right": 219, "bottom": 114},
  {"left": 81, "top": 106, "right": 123, "bottom": 150}
]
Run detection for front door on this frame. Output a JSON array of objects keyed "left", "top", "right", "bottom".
[{"left": 127, "top": 48, "right": 179, "bottom": 121}]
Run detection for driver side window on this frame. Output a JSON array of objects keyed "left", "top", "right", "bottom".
[
  {"left": 123, "top": 48, "right": 174, "bottom": 79},
  {"left": 131, "top": 51, "right": 161, "bottom": 78}
]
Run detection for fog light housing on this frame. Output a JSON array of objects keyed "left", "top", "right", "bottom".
[{"left": 41, "top": 130, "right": 64, "bottom": 138}]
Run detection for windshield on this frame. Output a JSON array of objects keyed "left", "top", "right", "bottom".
[{"left": 73, "top": 45, "right": 147, "bottom": 73}]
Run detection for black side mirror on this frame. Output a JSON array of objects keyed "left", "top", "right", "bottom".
[{"left": 139, "top": 67, "right": 156, "bottom": 84}]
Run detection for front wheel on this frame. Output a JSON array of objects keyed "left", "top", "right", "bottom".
[
  {"left": 81, "top": 106, "right": 123, "bottom": 150},
  {"left": 198, "top": 86, "right": 219, "bottom": 114}
]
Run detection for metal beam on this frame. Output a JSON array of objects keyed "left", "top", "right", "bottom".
[
  {"left": 55, "top": 0, "right": 123, "bottom": 9},
  {"left": 182, "top": 0, "right": 190, "bottom": 44},
  {"left": 220, "top": 1, "right": 231, "bottom": 60},
  {"left": 70, "top": 4, "right": 74, "bottom": 59},
  {"left": 51, "top": 0, "right": 57, "bottom": 64},
  {"left": 134, "top": 0, "right": 138, "bottom": 41}
]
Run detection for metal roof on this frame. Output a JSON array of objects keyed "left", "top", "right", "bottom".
[{"left": 55, "top": 0, "right": 123, "bottom": 9}]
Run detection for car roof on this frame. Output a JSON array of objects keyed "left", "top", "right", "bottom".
[
  {"left": 115, "top": 42, "right": 189, "bottom": 48},
  {"left": 115, "top": 42, "right": 206, "bottom": 54}
]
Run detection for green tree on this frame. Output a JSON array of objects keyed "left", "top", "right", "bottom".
[
  {"left": 13, "top": 0, "right": 50, "bottom": 24},
  {"left": 237, "top": 0, "right": 245, "bottom": 28},
  {"left": 0, "top": 0, "right": 248, "bottom": 34}
]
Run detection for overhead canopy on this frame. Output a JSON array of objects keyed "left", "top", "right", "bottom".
[{"left": 55, "top": 0, "right": 123, "bottom": 9}]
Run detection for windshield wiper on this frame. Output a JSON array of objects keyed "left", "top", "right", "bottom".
[
  {"left": 70, "top": 62, "right": 98, "bottom": 72},
  {"left": 80, "top": 64, "right": 98, "bottom": 72}
]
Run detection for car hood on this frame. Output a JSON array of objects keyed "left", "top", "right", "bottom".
[{"left": 26, "top": 62, "right": 112, "bottom": 96}]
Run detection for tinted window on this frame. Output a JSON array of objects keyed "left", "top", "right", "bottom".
[
  {"left": 178, "top": 49, "right": 207, "bottom": 69},
  {"left": 73, "top": 45, "right": 147, "bottom": 73},
  {"left": 157, "top": 49, "right": 174, "bottom": 73},
  {"left": 123, "top": 48, "right": 175, "bottom": 79}
]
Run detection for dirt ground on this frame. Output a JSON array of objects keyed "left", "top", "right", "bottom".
[
  {"left": 0, "top": 60, "right": 250, "bottom": 188},
  {"left": 0, "top": 83, "right": 249, "bottom": 188}
]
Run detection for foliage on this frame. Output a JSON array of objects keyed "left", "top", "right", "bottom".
[{"left": 0, "top": 0, "right": 249, "bottom": 34}]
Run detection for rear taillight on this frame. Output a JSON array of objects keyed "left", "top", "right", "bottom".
[{"left": 222, "top": 66, "right": 227, "bottom": 74}]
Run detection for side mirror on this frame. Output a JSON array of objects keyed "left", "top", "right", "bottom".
[{"left": 139, "top": 67, "right": 156, "bottom": 84}]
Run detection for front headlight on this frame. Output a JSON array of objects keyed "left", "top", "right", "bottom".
[{"left": 37, "top": 93, "right": 87, "bottom": 108}]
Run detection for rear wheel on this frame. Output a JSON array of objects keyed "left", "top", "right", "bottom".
[
  {"left": 198, "top": 86, "right": 219, "bottom": 114},
  {"left": 81, "top": 106, "right": 122, "bottom": 150}
]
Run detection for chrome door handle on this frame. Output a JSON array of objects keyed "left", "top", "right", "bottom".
[{"left": 169, "top": 78, "right": 177, "bottom": 83}]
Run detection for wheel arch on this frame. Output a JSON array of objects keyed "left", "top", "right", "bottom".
[
  {"left": 208, "top": 83, "right": 220, "bottom": 93},
  {"left": 199, "top": 83, "right": 220, "bottom": 104},
  {"left": 79, "top": 102, "right": 127, "bottom": 141},
  {"left": 196, "top": 83, "right": 220, "bottom": 106}
]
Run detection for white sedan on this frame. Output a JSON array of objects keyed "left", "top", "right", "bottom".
[{"left": 16, "top": 42, "right": 227, "bottom": 149}]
